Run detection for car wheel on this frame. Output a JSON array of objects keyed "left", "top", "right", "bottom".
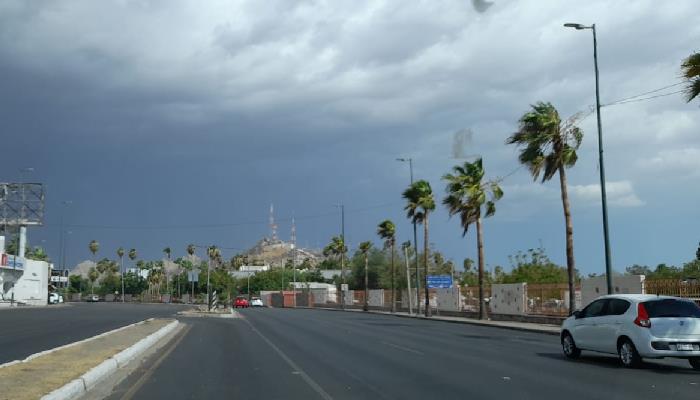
[
  {"left": 689, "top": 358, "right": 700, "bottom": 371},
  {"left": 618, "top": 339, "right": 642, "bottom": 368},
  {"left": 561, "top": 332, "right": 581, "bottom": 359}
]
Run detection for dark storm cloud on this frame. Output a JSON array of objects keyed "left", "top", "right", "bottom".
[{"left": 0, "top": 0, "right": 698, "bottom": 272}]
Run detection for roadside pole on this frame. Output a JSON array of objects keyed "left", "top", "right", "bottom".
[
  {"left": 120, "top": 254, "right": 125, "bottom": 303},
  {"left": 404, "top": 245, "right": 413, "bottom": 315}
]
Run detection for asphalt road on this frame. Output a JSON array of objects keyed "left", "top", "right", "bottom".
[
  {"left": 0, "top": 302, "right": 188, "bottom": 364},
  {"left": 107, "top": 307, "right": 700, "bottom": 400}
]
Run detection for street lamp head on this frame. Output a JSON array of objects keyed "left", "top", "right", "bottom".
[
  {"left": 396, "top": 158, "right": 406, "bottom": 162},
  {"left": 564, "top": 23, "right": 588, "bottom": 30}
]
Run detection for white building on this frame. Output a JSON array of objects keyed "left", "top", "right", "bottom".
[{"left": 1, "top": 238, "right": 50, "bottom": 306}]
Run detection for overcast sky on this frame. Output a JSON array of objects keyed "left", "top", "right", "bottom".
[{"left": 1, "top": 0, "right": 698, "bottom": 274}]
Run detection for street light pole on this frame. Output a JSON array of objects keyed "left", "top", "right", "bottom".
[
  {"left": 564, "top": 22, "right": 614, "bottom": 294},
  {"left": 59, "top": 201, "right": 72, "bottom": 294},
  {"left": 397, "top": 158, "right": 420, "bottom": 315},
  {"left": 334, "top": 204, "right": 346, "bottom": 310}
]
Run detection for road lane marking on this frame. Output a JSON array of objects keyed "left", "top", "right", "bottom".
[
  {"left": 119, "top": 324, "right": 192, "bottom": 400},
  {"left": 242, "top": 317, "right": 334, "bottom": 400},
  {"left": 381, "top": 341, "right": 424, "bottom": 355}
]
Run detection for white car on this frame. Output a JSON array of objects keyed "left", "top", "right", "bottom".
[
  {"left": 250, "top": 297, "right": 264, "bottom": 307},
  {"left": 561, "top": 294, "right": 700, "bottom": 369},
  {"left": 48, "top": 292, "right": 64, "bottom": 304}
]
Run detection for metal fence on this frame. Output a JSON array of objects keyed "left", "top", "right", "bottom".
[
  {"left": 526, "top": 283, "right": 572, "bottom": 316},
  {"left": 645, "top": 279, "right": 700, "bottom": 299}
]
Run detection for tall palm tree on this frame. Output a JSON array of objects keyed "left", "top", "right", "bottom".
[
  {"left": 377, "top": 220, "right": 397, "bottom": 313},
  {"left": 682, "top": 52, "right": 700, "bottom": 102},
  {"left": 187, "top": 244, "right": 196, "bottom": 259},
  {"left": 507, "top": 102, "right": 582, "bottom": 315},
  {"left": 402, "top": 180, "right": 435, "bottom": 317},
  {"left": 359, "top": 241, "right": 373, "bottom": 312},
  {"left": 88, "top": 239, "right": 99, "bottom": 271},
  {"left": 323, "top": 236, "right": 346, "bottom": 266},
  {"left": 163, "top": 247, "right": 172, "bottom": 298},
  {"left": 443, "top": 158, "right": 503, "bottom": 320},
  {"left": 88, "top": 266, "right": 98, "bottom": 295},
  {"left": 323, "top": 236, "right": 347, "bottom": 306},
  {"left": 117, "top": 247, "right": 125, "bottom": 302}
]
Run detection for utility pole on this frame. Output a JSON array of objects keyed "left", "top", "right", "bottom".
[
  {"left": 334, "top": 204, "right": 346, "bottom": 310},
  {"left": 59, "top": 200, "right": 71, "bottom": 296},
  {"left": 291, "top": 216, "right": 297, "bottom": 308},
  {"left": 397, "top": 158, "right": 420, "bottom": 315},
  {"left": 403, "top": 243, "right": 413, "bottom": 315},
  {"left": 564, "top": 22, "right": 613, "bottom": 295}
]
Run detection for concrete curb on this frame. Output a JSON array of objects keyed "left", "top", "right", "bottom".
[
  {"left": 0, "top": 318, "right": 155, "bottom": 369},
  {"left": 304, "top": 307, "right": 561, "bottom": 336},
  {"left": 40, "top": 319, "right": 180, "bottom": 400}
]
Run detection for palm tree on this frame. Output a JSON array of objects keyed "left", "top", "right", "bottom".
[
  {"left": 117, "top": 247, "right": 125, "bottom": 302},
  {"left": 322, "top": 236, "right": 346, "bottom": 265},
  {"left": 377, "top": 220, "right": 397, "bottom": 313},
  {"left": 507, "top": 102, "right": 583, "bottom": 315},
  {"left": 443, "top": 158, "right": 503, "bottom": 320},
  {"left": 359, "top": 241, "right": 373, "bottom": 312},
  {"left": 682, "top": 52, "right": 700, "bottom": 102},
  {"left": 163, "top": 247, "right": 172, "bottom": 298},
  {"left": 88, "top": 266, "right": 99, "bottom": 295},
  {"left": 323, "top": 236, "right": 347, "bottom": 306},
  {"left": 402, "top": 180, "right": 435, "bottom": 317},
  {"left": 187, "top": 244, "right": 196, "bottom": 259},
  {"left": 88, "top": 239, "right": 99, "bottom": 272}
]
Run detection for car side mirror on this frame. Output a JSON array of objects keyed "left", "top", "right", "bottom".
[{"left": 572, "top": 311, "right": 582, "bottom": 319}]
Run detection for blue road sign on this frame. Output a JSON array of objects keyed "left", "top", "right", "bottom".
[
  {"left": 427, "top": 275, "right": 452, "bottom": 289},
  {"left": 188, "top": 270, "right": 199, "bottom": 283}
]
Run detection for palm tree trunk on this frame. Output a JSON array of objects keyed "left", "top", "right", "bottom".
[
  {"left": 476, "top": 216, "right": 487, "bottom": 320},
  {"left": 390, "top": 243, "right": 396, "bottom": 313},
  {"left": 558, "top": 166, "right": 577, "bottom": 315},
  {"left": 424, "top": 212, "right": 431, "bottom": 318},
  {"left": 363, "top": 254, "right": 369, "bottom": 312}
]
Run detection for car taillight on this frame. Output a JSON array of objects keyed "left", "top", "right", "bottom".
[{"left": 634, "top": 303, "right": 652, "bottom": 328}]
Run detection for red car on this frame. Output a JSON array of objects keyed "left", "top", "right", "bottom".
[{"left": 234, "top": 297, "right": 249, "bottom": 308}]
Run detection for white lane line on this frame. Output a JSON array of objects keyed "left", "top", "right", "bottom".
[
  {"left": 241, "top": 317, "right": 333, "bottom": 400},
  {"left": 381, "top": 341, "right": 424, "bottom": 355}
]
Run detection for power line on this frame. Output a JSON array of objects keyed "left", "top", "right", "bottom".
[
  {"left": 604, "top": 90, "right": 685, "bottom": 106},
  {"left": 50, "top": 201, "right": 402, "bottom": 231},
  {"left": 603, "top": 81, "right": 685, "bottom": 106}
]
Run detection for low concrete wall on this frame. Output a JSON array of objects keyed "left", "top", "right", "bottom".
[
  {"left": 490, "top": 283, "right": 527, "bottom": 315},
  {"left": 368, "top": 289, "right": 384, "bottom": 307},
  {"left": 581, "top": 275, "right": 645, "bottom": 307},
  {"left": 435, "top": 287, "right": 461, "bottom": 312}
]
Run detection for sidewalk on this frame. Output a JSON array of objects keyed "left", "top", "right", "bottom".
[{"left": 311, "top": 307, "right": 562, "bottom": 336}]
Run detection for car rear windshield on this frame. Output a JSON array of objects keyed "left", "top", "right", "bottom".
[{"left": 643, "top": 299, "right": 700, "bottom": 318}]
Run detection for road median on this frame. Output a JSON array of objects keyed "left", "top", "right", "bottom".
[{"left": 0, "top": 318, "right": 179, "bottom": 400}]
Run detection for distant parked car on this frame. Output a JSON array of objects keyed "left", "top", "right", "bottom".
[
  {"left": 48, "top": 292, "right": 64, "bottom": 304},
  {"left": 86, "top": 294, "right": 100, "bottom": 302},
  {"left": 250, "top": 297, "right": 264, "bottom": 307},
  {"left": 561, "top": 294, "right": 700, "bottom": 370},
  {"left": 234, "top": 297, "right": 249, "bottom": 308}
]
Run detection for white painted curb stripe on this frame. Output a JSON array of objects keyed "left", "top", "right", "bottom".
[{"left": 40, "top": 320, "right": 179, "bottom": 400}]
